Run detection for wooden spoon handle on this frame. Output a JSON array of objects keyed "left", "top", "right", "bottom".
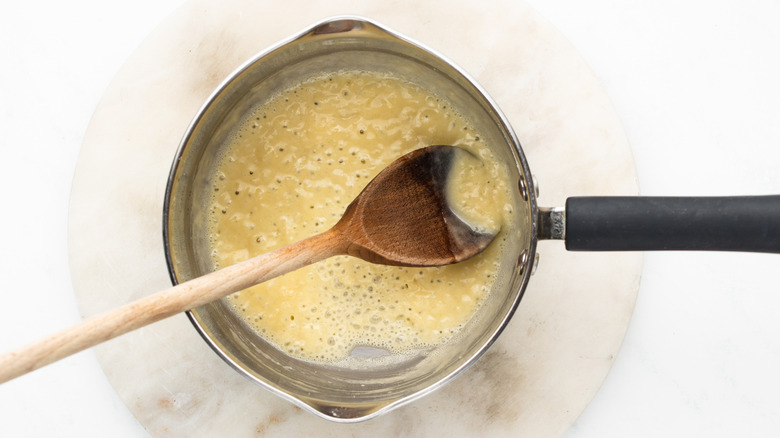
[{"left": 0, "top": 229, "right": 344, "bottom": 384}]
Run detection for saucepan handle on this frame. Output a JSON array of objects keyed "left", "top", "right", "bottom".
[{"left": 559, "top": 196, "right": 780, "bottom": 253}]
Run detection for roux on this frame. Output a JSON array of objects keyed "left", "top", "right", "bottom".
[{"left": 207, "top": 70, "right": 513, "bottom": 361}]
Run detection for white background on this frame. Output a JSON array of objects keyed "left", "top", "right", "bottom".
[{"left": 1, "top": 1, "right": 778, "bottom": 436}]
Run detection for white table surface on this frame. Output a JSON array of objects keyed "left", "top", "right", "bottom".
[{"left": 1, "top": 1, "right": 778, "bottom": 437}]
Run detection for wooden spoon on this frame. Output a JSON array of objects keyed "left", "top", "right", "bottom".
[{"left": 0, "top": 145, "right": 496, "bottom": 383}]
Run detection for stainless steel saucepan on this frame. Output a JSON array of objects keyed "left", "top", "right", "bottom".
[{"left": 163, "top": 16, "right": 780, "bottom": 422}]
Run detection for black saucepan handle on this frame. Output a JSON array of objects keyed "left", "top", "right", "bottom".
[{"left": 564, "top": 196, "right": 780, "bottom": 253}]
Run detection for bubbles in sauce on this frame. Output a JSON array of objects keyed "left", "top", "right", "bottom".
[{"left": 208, "top": 70, "right": 513, "bottom": 362}]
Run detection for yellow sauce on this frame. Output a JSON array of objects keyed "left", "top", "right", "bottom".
[{"left": 208, "top": 71, "right": 512, "bottom": 362}]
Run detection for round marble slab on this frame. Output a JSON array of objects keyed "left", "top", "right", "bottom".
[{"left": 68, "top": 0, "right": 642, "bottom": 436}]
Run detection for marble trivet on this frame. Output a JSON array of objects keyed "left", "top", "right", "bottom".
[{"left": 68, "top": 0, "right": 642, "bottom": 436}]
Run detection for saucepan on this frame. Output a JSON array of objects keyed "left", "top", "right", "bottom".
[{"left": 163, "top": 16, "right": 780, "bottom": 422}]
